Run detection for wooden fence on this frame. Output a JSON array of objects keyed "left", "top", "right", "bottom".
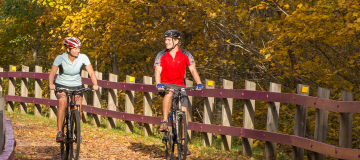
[{"left": 0, "top": 65, "right": 360, "bottom": 160}]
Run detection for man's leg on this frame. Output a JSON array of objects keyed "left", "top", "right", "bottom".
[
  {"left": 161, "top": 90, "right": 173, "bottom": 131},
  {"left": 162, "top": 90, "right": 173, "bottom": 121},
  {"left": 181, "top": 106, "right": 188, "bottom": 126},
  {"left": 181, "top": 106, "right": 188, "bottom": 141},
  {"left": 181, "top": 97, "right": 191, "bottom": 155}
]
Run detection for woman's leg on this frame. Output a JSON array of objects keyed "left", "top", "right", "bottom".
[
  {"left": 56, "top": 92, "right": 67, "bottom": 131},
  {"left": 75, "top": 95, "right": 83, "bottom": 119}
]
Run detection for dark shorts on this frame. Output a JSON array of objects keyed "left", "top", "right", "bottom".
[
  {"left": 54, "top": 83, "right": 83, "bottom": 97},
  {"left": 162, "top": 83, "right": 190, "bottom": 108}
]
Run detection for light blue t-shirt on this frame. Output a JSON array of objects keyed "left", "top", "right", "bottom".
[{"left": 53, "top": 53, "right": 91, "bottom": 87}]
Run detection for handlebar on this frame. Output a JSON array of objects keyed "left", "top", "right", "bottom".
[
  {"left": 56, "top": 87, "right": 93, "bottom": 94},
  {"left": 162, "top": 86, "right": 197, "bottom": 92}
]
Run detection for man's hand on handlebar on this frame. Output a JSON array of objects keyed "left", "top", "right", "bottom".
[
  {"left": 156, "top": 84, "right": 164, "bottom": 90},
  {"left": 196, "top": 84, "right": 203, "bottom": 90}
]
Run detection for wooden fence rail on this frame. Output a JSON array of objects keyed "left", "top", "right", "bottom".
[{"left": 0, "top": 65, "right": 360, "bottom": 160}]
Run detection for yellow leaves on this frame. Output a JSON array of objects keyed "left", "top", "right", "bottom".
[
  {"left": 209, "top": 12, "right": 217, "bottom": 19},
  {"left": 297, "top": 3, "right": 303, "bottom": 9},
  {"left": 253, "top": 140, "right": 260, "bottom": 148},
  {"left": 356, "top": 18, "right": 360, "bottom": 23},
  {"left": 284, "top": 4, "right": 290, "bottom": 9},
  {"left": 228, "top": 60, "right": 235, "bottom": 65},
  {"left": 49, "top": 2, "right": 54, "bottom": 7},
  {"left": 260, "top": 49, "right": 266, "bottom": 55},
  {"left": 265, "top": 54, "right": 271, "bottom": 60}
]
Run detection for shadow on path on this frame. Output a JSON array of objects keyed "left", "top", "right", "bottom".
[{"left": 129, "top": 142, "right": 167, "bottom": 159}]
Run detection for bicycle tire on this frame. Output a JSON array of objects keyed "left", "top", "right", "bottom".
[
  {"left": 177, "top": 112, "right": 187, "bottom": 160},
  {"left": 165, "top": 112, "right": 175, "bottom": 160},
  {"left": 69, "top": 110, "right": 81, "bottom": 160},
  {"left": 165, "top": 131, "right": 175, "bottom": 160},
  {"left": 61, "top": 112, "right": 68, "bottom": 160}
]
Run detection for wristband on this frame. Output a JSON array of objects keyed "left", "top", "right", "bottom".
[
  {"left": 156, "top": 84, "right": 164, "bottom": 89},
  {"left": 196, "top": 84, "right": 203, "bottom": 90}
]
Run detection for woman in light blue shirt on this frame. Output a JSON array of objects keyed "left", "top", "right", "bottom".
[{"left": 49, "top": 37, "right": 99, "bottom": 142}]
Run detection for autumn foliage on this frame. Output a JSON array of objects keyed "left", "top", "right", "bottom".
[{"left": 1, "top": 0, "right": 360, "bottom": 157}]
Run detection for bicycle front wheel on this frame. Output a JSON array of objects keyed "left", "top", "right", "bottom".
[
  {"left": 60, "top": 114, "right": 67, "bottom": 160},
  {"left": 164, "top": 112, "right": 175, "bottom": 160},
  {"left": 67, "top": 109, "right": 81, "bottom": 160},
  {"left": 177, "top": 112, "right": 188, "bottom": 160}
]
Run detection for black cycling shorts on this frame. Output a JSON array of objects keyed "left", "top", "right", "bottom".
[
  {"left": 160, "top": 83, "right": 190, "bottom": 108},
  {"left": 54, "top": 83, "right": 83, "bottom": 97}
]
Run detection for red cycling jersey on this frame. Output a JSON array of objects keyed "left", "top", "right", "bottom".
[{"left": 154, "top": 48, "right": 195, "bottom": 86}]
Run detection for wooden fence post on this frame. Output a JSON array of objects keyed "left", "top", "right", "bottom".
[
  {"left": 49, "top": 70, "right": 59, "bottom": 119},
  {"left": 107, "top": 73, "right": 118, "bottom": 129},
  {"left": 185, "top": 79, "right": 193, "bottom": 140},
  {"left": 292, "top": 84, "right": 309, "bottom": 160},
  {"left": 20, "top": 65, "right": 29, "bottom": 114},
  {"left": 93, "top": 71, "right": 102, "bottom": 127},
  {"left": 0, "top": 67, "right": 3, "bottom": 95},
  {"left": 143, "top": 76, "right": 153, "bottom": 136},
  {"left": 339, "top": 91, "right": 353, "bottom": 155},
  {"left": 7, "top": 65, "right": 16, "bottom": 112},
  {"left": 221, "top": 79, "right": 233, "bottom": 151},
  {"left": 125, "top": 75, "right": 135, "bottom": 133},
  {"left": 81, "top": 70, "right": 89, "bottom": 122},
  {"left": 265, "top": 82, "right": 281, "bottom": 160},
  {"left": 0, "top": 95, "right": 4, "bottom": 155},
  {"left": 203, "top": 79, "right": 215, "bottom": 146},
  {"left": 243, "top": 80, "right": 256, "bottom": 157},
  {"left": 34, "top": 66, "right": 43, "bottom": 116},
  {"left": 313, "top": 87, "right": 330, "bottom": 160}
]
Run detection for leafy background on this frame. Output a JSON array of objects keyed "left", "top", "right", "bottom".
[{"left": 1, "top": 0, "right": 360, "bottom": 159}]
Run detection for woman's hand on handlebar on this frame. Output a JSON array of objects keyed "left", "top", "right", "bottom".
[
  {"left": 93, "top": 84, "right": 99, "bottom": 91},
  {"left": 49, "top": 84, "right": 56, "bottom": 90}
]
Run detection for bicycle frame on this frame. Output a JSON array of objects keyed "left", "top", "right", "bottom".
[
  {"left": 58, "top": 87, "right": 91, "bottom": 160},
  {"left": 65, "top": 92, "right": 80, "bottom": 142},
  {"left": 163, "top": 87, "right": 196, "bottom": 159}
]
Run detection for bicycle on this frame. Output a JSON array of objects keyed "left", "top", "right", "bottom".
[
  {"left": 161, "top": 86, "right": 196, "bottom": 160},
  {"left": 56, "top": 87, "right": 92, "bottom": 160}
]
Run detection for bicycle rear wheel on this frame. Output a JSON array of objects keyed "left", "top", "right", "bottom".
[
  {"left": 68, "top": 110, "right": 81, "bottom": 160},
  {"left": 177, "top": 112, "right": 187, "bottom": 160}
]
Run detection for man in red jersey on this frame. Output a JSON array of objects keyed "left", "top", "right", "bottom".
[{"left": 154, "top": 30, "right": 203, "bottom": 154}]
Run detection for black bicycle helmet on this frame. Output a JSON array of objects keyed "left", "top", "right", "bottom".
[{"left": 164, "top": 30, "right": 181, "bottom": 39}]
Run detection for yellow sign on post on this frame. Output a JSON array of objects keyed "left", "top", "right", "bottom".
[
  {"left": 129, "top": 76, "right": 134, "bottom": 83},
  {"left": 207, "top": 80, "right": 213, "bottom": 87},
  {"left": 302, "top": 86, "right": 309, "bottom": 93},
  {"left": 12, "top": 66, "right": 15, "bottom": 71}
]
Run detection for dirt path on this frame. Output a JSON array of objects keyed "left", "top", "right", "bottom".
[
  {"left": 6, "top": 112, "right": 248, "bottom": 160},
  {"left": 8, "top": 113, "right": 166, "bottom": 160}
]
